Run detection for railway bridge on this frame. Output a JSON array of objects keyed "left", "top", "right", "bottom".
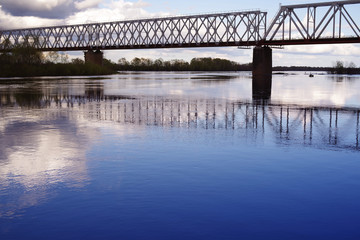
[{"left": 1, "top": 0, "right": 360, "bottom": 96}]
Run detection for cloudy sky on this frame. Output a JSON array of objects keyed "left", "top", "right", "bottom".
[{"left": 1, "top": 0, "right": 360, "bottom": 67}]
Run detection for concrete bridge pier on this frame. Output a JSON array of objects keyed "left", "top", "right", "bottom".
[
  {"left": 84, "top": 50, "right": 104, "bottom": 65},
  {"left": 252, "top": 46, "right": 272, "bottom": 100}
]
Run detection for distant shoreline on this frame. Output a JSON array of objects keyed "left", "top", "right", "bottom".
[
  {"left": 2, "top": 44, "right": 358, "bottom": 76},
  {"left": 2, "top": 69, "right": 359, "bottom": 80}
]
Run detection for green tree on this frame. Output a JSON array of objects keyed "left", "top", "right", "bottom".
[
  {"left": 0, "top": 38, "right": 12, "bottom": 64},
  {"left": 331, "top": 60, "right": 359, "bottom": 74},
  {"left": 335, "top": 61, "right": 345, "bottom": 74},
  {"left": 11, "top": 43, "right": 43, "bottom": 64}
]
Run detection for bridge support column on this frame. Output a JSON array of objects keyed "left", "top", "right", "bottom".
[
  {"left": 252, "top": 46, "right": 272, "bottom": 100},
  {"left": 84, "top": 50, "right": 103, "bottom": 65}
]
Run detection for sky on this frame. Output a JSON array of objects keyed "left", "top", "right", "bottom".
[{"left": 1, "top": 0, "right": 360, "bottom": 67}]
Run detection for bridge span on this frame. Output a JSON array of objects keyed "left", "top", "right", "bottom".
[
  {"left": 1, "top": 1, "right": 359, "bottom": 51},
  {"left": 1, "top": 0, "right": 360, "bottom": 94}
]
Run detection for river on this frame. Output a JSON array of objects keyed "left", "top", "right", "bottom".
[{"left": 0, "top": 71, "right": 360, "bottom": 239}]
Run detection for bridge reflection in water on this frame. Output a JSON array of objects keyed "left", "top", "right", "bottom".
[{"left": 1, "top": 91, "right": 359, "bottom": 151}]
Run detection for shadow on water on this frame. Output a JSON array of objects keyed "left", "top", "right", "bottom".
[
  {"left": 191, "top": 74, "right": 243, "bottom": 86},
  {"left": 327, "top": 74, "right": 360, "bottom": 83},
  {"left": 191, "top": 74, "right": 240, "bottom": 80},
  {"left": 252, "top": 76, "right": 272, "bottom": 101},
  {"left": 14, "top": 90, "right": 44, "bottom": 108}
]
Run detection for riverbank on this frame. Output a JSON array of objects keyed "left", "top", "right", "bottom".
[
  {"left": 2, "top": 59, "right": 360, "bottom": 78},
  {"left": 0, "top": 62, "right": 117, "bottom": 78}
]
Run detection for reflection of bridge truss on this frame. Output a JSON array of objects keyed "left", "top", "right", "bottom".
[
  {"left": 1, "top": 1, "right": 360, "bottom": 51},
  {"left": 3, "top": 95, "right": 358, "bottom": 150},
  {"left": 84, "top": 98, "right": 360, "bottom": 150}
]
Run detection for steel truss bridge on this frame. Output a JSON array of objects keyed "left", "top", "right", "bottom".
[{"left": 1, "top": 0, "right": 360, "bottom": 52}]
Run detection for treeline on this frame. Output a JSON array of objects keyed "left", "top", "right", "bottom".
[
  {"left": 274, "top": 61, "right": 360, "bottom": 74},
  {"left": 0, "top": 62, "right": 116, "bottom": 78},
  {"left": 328, "top": 61, "right": 360, "bottom": 74},
  {"left": 113, "top": 58, "right": 360, "bottom": 74},
  {"left": 116, "top": 57, "right": 251, "bottom": 71},
  {"left": 0, "top": 45, "right": 250, "bottom": 77},
  {"left": 0, "top": 43, "right": 116, "bottom": 77},
  {"left": 2, "top": 41, "right": 360, "bottom": 77},
  {"left": 273, "top": 66, "right": 332, "bottom": 72}
]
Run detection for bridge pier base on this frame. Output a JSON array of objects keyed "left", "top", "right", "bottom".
[
  {"left": 84, "top": 50, "right": 104, "bottom": 65},
  {"left": 252, "top": 46, "right": 272, "bottom": 100}
]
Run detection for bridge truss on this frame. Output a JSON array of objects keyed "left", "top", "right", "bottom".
[
  {"left": 0, "top": 11, "right": 266, "bottom": 51},
  {"left": 264, "top": 0, "right": 360, "bottom": 45},
  {"left": 1, "top": 1, "right": 360, "bottom": 51}
]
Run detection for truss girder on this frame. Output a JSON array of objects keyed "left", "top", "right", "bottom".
[
  {"left": 264, "top": 0, "right": 360, "bottom": 44},
  {"left": 0, "top": 11, "right": 266, "bottom": 51},
  {"left": 2, "top": 1, "right": 360, "bottom": 51}
]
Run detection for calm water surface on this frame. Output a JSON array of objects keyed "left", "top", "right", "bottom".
[{"left": 0, "top": 72, "right": 360, "bottom": 239}]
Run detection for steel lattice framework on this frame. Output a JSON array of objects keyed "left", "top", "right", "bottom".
[
  {"left": 1, "top": 0, "right": 360, "bottom": 52},
  {"left": 0, "top": 11, "right": 266, "bottom": 51},
  {"left": 264, "top": 0, "right": 360, "bottom": 45}
]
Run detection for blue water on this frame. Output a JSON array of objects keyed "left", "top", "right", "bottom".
[{"left": 1, "top": 72, "right": 360, "bottom": 239}]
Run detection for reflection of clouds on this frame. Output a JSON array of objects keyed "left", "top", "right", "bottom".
[
  {"left": 0, "top": 118, "right": 5, "bottom": 132},
  {"left": 0, "top": 110, "right": 98, "bottom": 218},
  {"left": 1, "top": 129, "right": 88, "bottom": 189},
  {"left": 1, "top": 73, "right": 360, "bottom": 219},
  {"left": 0, "top": 99, "right": 142, "bottom": 218},
  {"left": 104, "top": 72, "right": 252, "bottom": 100},
  {"left": 272, "top": 74, "right": 360, "bottom": 108},
  {"left": 1, "top": 190, "right": 49, "bottom": 219},
  {"left": 169, "top": 89, "right": 184, "bottom": 95}
]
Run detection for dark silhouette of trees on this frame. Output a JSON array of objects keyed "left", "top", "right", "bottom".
[
  {"left": 116, "top": 57, "right": 247, "bottom": 71},
  {"left": 189, "top": 57, "right": 240, "bottom": 71},
  {"left": 0, "top": 41, "right": 116, "bottom": 77},
  {"left": 0, "top": 36, "right": 43, "bottom": 65},
  {"left": 329, "top": 61, "right": 359, "bottom": 74},
  {"left": 5, "top": 41, "right": 357, "bottom": 77}
]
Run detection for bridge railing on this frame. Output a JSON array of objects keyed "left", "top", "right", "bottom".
[{"left": 0, "top": 11, "right": 267, "bottom": 51}]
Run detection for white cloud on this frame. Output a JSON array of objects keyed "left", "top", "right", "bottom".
[
  {"left": 0, "top": 0, "right": 75, "bottom": 19},
  {"left": 67, "top": 0, "right": 163, "bottom": 24},
  {"left": 0, "top": 8, "right": 62, "bottom": 29},
  {"left": 75, "top": 0, "right": 102, "bottom": 10},
  {"left": 109, "top": 0, "right": 150, "bottom": 9},
  {"left": 0, "top": 0, "right": 156, "bottom": 28},
  {"left": 294, "top": 45, "right": 360, "bottom": 62},
  {"left": 0, "top": 0, "right": 107, "bottom": 19},
  {"left": 0, "top": 0, "right": 72, "bottom": 12}
]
